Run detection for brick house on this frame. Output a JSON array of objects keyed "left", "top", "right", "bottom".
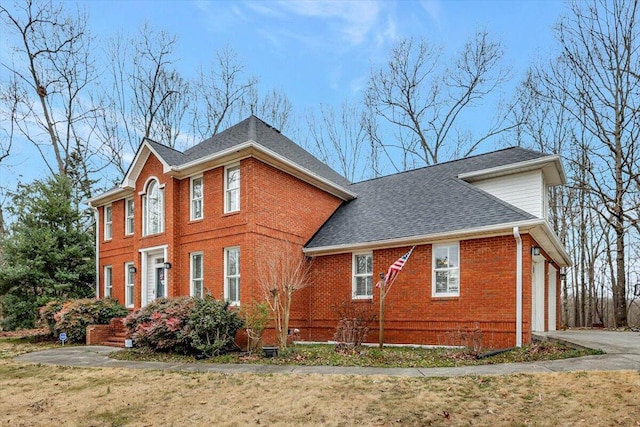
[{"left": 88, "top": 115, "right": 570, "bottom": 349}]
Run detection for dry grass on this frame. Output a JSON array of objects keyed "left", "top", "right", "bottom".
[{"left": 1, "top": 340, "right": 639, "bottom": 426}]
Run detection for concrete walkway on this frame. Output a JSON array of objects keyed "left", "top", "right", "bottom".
[{"left": 14, "top": 330, "right": 640, "bottom": 377}]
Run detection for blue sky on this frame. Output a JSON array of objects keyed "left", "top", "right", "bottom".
[
  {"left": 2, "top": 0, "right": 568, "bottom": 190},
  {"left": 82, "top": 0, "right": 565, "bottom": 110}
]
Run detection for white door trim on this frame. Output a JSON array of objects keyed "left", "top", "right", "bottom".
[{"left": 139, "top": 245, "right": 169, "bottom": 307}]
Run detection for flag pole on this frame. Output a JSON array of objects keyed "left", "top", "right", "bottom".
[
  {"left": 378, "top": 273, "right": 385, "bottom": 349},
  {"left": 377, "top": 246, "right": 415, "bottom": 349}
]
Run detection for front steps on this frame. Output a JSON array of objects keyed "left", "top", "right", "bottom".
[{"left": 86, "top": 317, "right": 131, "bottom": 348}]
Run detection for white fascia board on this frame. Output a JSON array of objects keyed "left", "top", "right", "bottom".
[
  {"left": 86, "top": 186, "right": 131, "bottom": 208},
  {"left": 459, "top": 155, "right": 566, "bottom": 186},
  {"left": 303, "top": 219, "right": 548, "bottom": 256},
  {"left": 169, "top": 140, "right": 357, "bottom": 201},
  {"left": 305, "top": 217, "right": 572, "bottom": 268},
  {"left": 530, "top": 221, "right": 572, "bottom": 268}
]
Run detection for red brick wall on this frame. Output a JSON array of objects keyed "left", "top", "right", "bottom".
[
  {"left": 99, "top": 153, "right": 343, "bottom": 313},
  {"left": 306, "top": 235, "right": 543, "bottom": 349}
]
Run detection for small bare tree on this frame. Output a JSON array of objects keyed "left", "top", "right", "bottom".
[{"left": 257, "top": 241, "right": 313, "bottom": 350}]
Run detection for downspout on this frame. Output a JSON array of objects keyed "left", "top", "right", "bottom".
[
  {"left": 92, "top": 207, "right": 100, "bottom": 299},
  {"left": 513, "top": 226, "right": 523, "bottom": 347}
]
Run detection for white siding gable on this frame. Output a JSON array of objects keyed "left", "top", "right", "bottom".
[{"left": 472, "top": 170, "right": 546, "bottom": 218}]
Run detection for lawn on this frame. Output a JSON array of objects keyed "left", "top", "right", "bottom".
[{"left": 1, "top": 337, "right": 639, "bottom": 426}]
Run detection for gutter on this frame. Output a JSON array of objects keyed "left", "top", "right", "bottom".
[{"left": 513, "top": 226, "right": 523, "bottom": 348}]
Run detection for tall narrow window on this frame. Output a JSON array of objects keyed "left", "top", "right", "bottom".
[
  {"left": 125, "top": 198, "right": 134, "bottom": 235},
  {"left": 104, "top": 205, "right": 112, "bottom": 240},
  {"left": 104, "top": 265, "right": 113, "bottom": 298},
  {"left": 224, "top": 247, "right": 240, "bottom": 304},
  {"left": 143, "top": 179, "right": 164, "bottom": 236},
  {"left": 191, "top": 252, "right": 204, "bottom": 298},
  {"left": 125, "top": 262, "right": 134, "bottom": 308},
  {"left": 224, "top": 164, "right": 240, "bottom": 213},
  {"left": 190, "top": 176, "right": 203, "bottom": 220},
  {"left": 352, "top": 253, "right": 373, "bottom": 299},
  {"left": 432, "top": 242, "right": 460, "bottom": 297}
]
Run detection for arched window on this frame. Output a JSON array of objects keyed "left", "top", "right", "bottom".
[{"left": 143, "top": 179, "right": 164, "bottom": 236}]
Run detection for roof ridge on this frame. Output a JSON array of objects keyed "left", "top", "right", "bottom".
[
  {"left": 350, "top": 146, "right": 546, "bottom": 186},
  {"left": 145, "top": 137, "right": 185, "bottom": 154}
]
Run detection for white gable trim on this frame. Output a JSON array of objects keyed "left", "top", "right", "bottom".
[
  {"left": 167, "top": 140, "right": 357, "bottom": 201},
  {"left": 458, "top": 155, "right": 566, "bottom": 186},
  {"left": 122, "top": 140, "right": 172, "bottom": 189}
]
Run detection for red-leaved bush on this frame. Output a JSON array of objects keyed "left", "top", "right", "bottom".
[
  {"left": 39, "top": 298, "right": 128, "bottom": 343},
  {"left": 124, "top": 296, "right": 244, "bottom": 357}
]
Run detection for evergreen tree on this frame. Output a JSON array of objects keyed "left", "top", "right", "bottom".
[{"left": 0, "top": 175, "right": 95, "bottom": 330}]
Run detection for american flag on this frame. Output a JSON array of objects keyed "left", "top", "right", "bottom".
[{"left": 376, "top": 247, "right": 415, "bottom": 287}]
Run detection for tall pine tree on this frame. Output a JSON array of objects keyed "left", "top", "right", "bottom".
[{"left": 0, "top": 175, "right": 95, "bottom": 330}]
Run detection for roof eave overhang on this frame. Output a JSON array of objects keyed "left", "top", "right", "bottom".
[
  {"left": 458, "top": 155, "right": 567, "bottom": 186},
  {"left": 167, "top": 141, "right": 357, "bottom": 201},
  {"left": 304, "top": 218, "right": 572, "bottom": 268},
  {"left": 86, "top": 187, "right": 132, "bottom": 207}
]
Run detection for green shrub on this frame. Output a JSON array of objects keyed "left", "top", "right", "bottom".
[
  {"left": 0, "top": 294, "right": 39, "bottom": 331},
  {"left": 53, "top": 298, "right": 128, "bottom": 343},
  {"left": 125, "top": 296, "right": 244, "bottom": 357},
  {"left": 241, "top": 301, "right": 271, "bottom": 353},
  {"left": 189, "top": 297, "right": 244, "bottom": 357}
]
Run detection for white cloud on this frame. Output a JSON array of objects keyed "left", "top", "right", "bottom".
[{"left": 420, "top": 0, "right": 444, "bottom": 30}]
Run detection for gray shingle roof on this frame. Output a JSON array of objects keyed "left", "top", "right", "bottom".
[
  {"left": 149, "top": 115, "right": 351, "bottom": 188},
  {"left": 305, "top": 147, "right": 546, "bottom": 249}
]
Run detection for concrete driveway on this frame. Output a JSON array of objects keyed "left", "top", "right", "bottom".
[
  {"left": 14, "top": 331, "right": 640, "bottom": 377},
  {"left": 534, "top": 329, "right": 640, "bottom": 354}
]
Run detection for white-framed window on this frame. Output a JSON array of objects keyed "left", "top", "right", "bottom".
[
  {"left": 432, "top": 242, "right": 460, "bottom": 297},
  {"left": 190, "top": 176, "right": 203, "bottom": 220},
  {"left": 125, "top": 198, "right": 134, "bottom": 235},
  {"left": 224, "top": 247, "right": 240, "bottom": 305},
  {"left": 104, "top": 205, "right": 112, "bottom": 240},
  {"left": 104, "top": 265, "right": 113, "bottom": 298},
  {"left": 224, "top": 164, "right": 240, "bottom": 213},
  {"left": 125, "top": 262, "right": 135, "bottom": 308},
  {"left": 142, "top": 179, "right": 164, "bottom": 236},
  {"left": 191, "top": 252, "right": 204, "bottom": 298},
  {"left": 352, "top": 252, "right": 373, "bottom": 299}
]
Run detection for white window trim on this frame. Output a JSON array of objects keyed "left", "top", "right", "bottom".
[
  {"left": 104, "top": 205, "right": 112, "bottom": 240},
  {"left": 190, "top": 252, "right": 204, "bottom": 298},
  {"left": 224, "top": 246, "right": 240, "bottom": 305},
  {"left": 432, "top": 242, "right": 460, "bottom": 297},
  {"left": 352, "top": 252, "right": 373, "bottom": 299},
  {"left": 125, "top": 198, "right": 134, "bottom": 236},
  {"left": 104, "top": 265, "right": 113, "bottom": 298},
  {"left": 190, "top": 176, "right": 204, "bottom": 221},
  {"left": 224, "top": 163, "right": 240, "bottom": 214},
  {"left": 124, "top": 262, "right": 134, "bottom": 308},
  {"left": 142, "top": 178, "right": 165, "bottom": 236}
]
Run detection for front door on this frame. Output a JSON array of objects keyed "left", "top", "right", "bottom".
[
  {"left": 532, "top": 260, "right": 546, "bottom": 331},
  {"left": 548, "top": 265, "right": 557, "bottom": 331},
  {"left": 144, "top": 253, "right": 165, "bottom": 305}
]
